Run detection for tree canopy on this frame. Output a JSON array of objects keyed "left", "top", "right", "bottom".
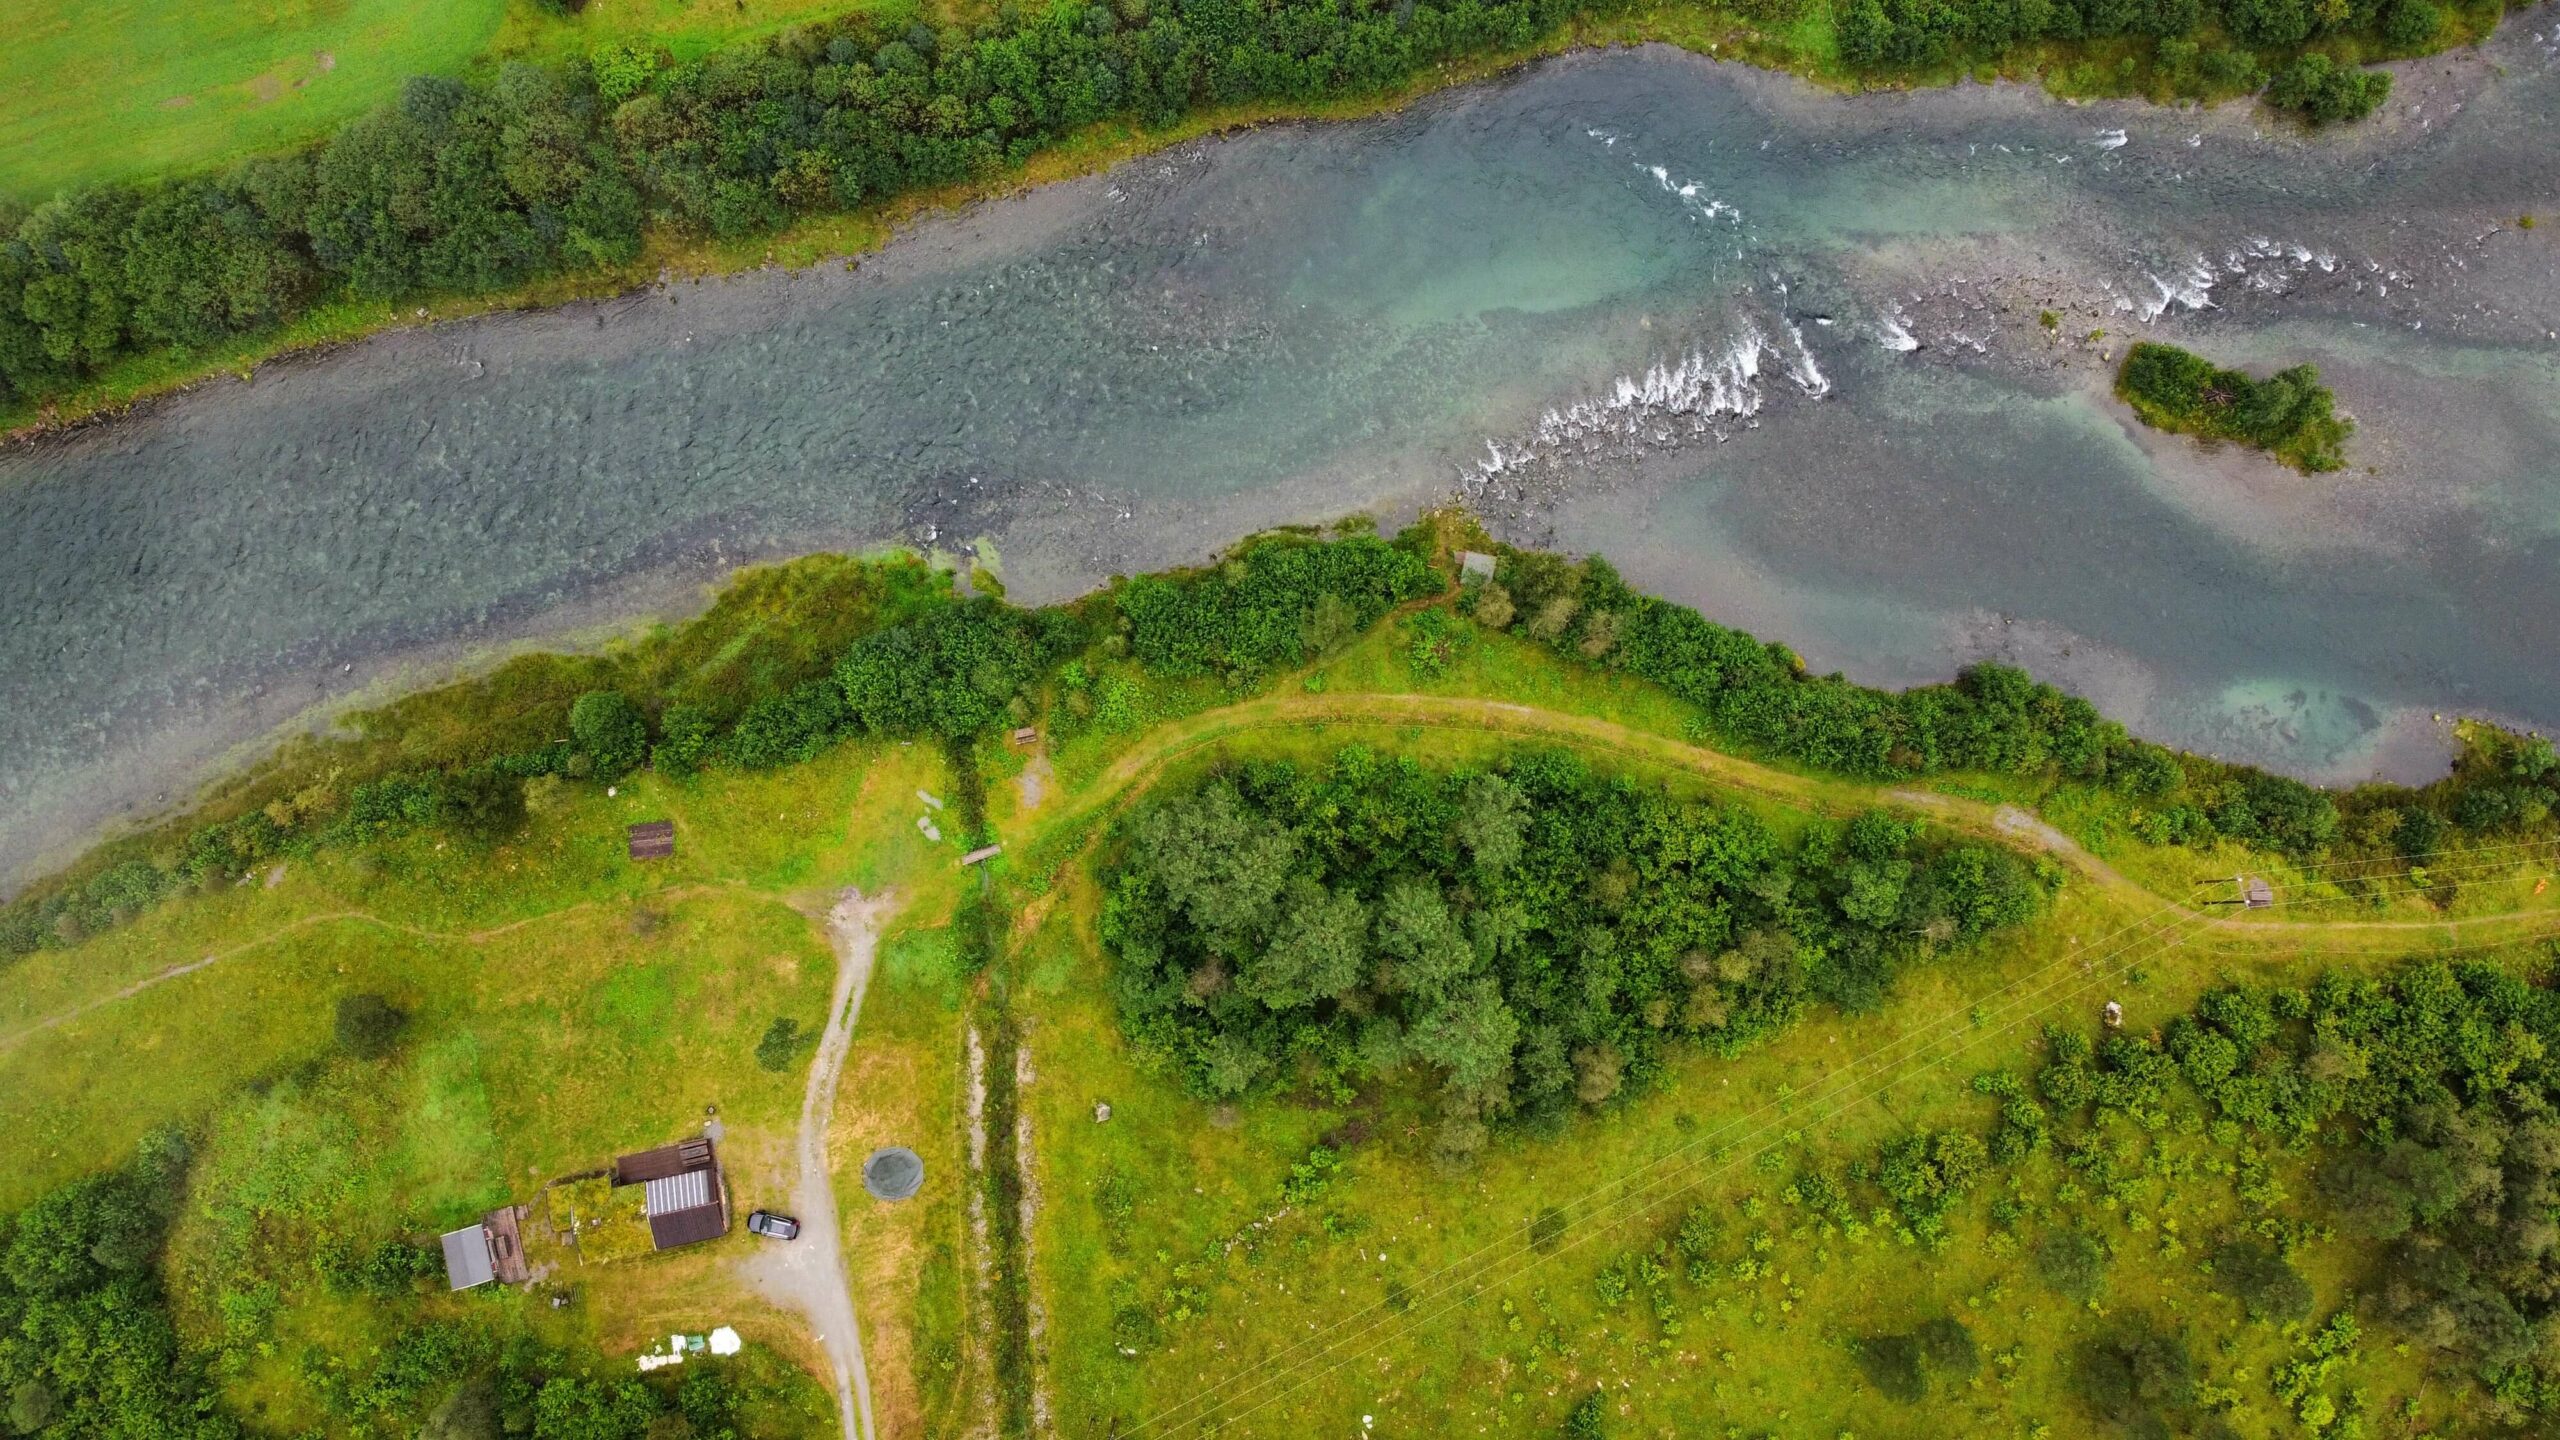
[{"left": 1103, "top": 747, "right": 2049, "bottom": 1162}]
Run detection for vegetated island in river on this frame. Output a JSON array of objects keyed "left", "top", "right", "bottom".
[
  {"left": 0, "top": 0, "right": 2493, "bottom": 435},
  {"left": 4, "top": 513, "right": 2559, "bottom": 1440},
  {"left": 2116, "top": 340, "right": 2354, "bottom": 473}
]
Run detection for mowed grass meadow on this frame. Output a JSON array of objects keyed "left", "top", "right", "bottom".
[
  {"left": 0, "top": 0, "right": 932, "bottom": 201},
  {"left": 0, "top": 729, "right": 983, "bottom": 1431},
  {"left": 4, "top": 576, "right": 2553, "bottom": 1438},
  {"left": 1016, "top": 726, "right": 2507, "bottom": 1439}
]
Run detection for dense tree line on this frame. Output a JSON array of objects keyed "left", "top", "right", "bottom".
[
  {"left": 1836, "top": 0, "right": 2422, "bottom": 114},
  {"left": 1472, "top": 547, "right": 2555, "bottom": 873},
  {"left": 0, "top": 0, "right": 1577, "bottom": 408},
  {"left": 2117, "top": 341, "right": 2354, "bottom": 473},
  {"left": 0, "top": 1133, "right": 231, "bottom": 1440},
  {"left": 1117, "top": 532, "right": 1437, "bottom": 684},
  {"left": 1102, "top": 746, "right": 2048, "bottom": 1163},
  {"left": 0, "top": 0, "right": 2432, "bottom": 410}
]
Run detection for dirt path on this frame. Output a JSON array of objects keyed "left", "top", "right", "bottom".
[
  {"left": 1040, "top": 692, "right": 2559, "bottom": 944},
  {"left": 0, "top": 882, "right": 753, "bottom": 1055},
  {"left": 14, "top": 695, "right": 2556, "bottom": 1055},
  {"left": 740, "top": 887, "right": 893, "bottom": 1440}
]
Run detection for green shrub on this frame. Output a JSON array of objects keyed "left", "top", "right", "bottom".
[
  {"left": 2070, "top": 1317, "right": 2195, "bottom": 1431},
  {"left": 335, "top": 994, "right": 409, "bottom": 1060},
  {"left": 2265, "top": 53, "right": 2394, "bottom": 125},
  {"left": 2116, "top": 342, "right": 2352, "bottom": 472},
  {"left": 755, "top": 1017, "right": 808, "bottom": 1073},
  {"left": 2034, "top": 1227, "right": 2110, "bottom": 1302},
  {"left": 568, "top": 690, "right": 648, "bottom": 780},
  {"left": 438, "top": 767, "right": 527, "bottom": 843},
  {"left": 2212, "top": 1239, "right": 2315, "bottom": 1323},
  {"left": 1857, "top": 1332, "right": 1928, "bottom": 1401},
  {"left": 651, "top": 703, "right": 720, "bottom": 776}
]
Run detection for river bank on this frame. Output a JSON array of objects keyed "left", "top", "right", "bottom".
[
  {"left": 0, "top": 0, "right": 2525, "bottom": 444},
  {"left": 3, "top": 28, "right": 2557, "bottom": 892}
]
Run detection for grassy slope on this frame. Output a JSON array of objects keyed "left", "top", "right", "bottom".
[
  {"left": 1, "top": 0, "right": 508, "bottom": 202},
  {"left": 1, "top": 608, "right": 2550, "bottom": 1434},
  {"left": 1008, "top": 623, "right": 2557, "bottom": 1439},
  {"left": 486, "top": 0, "right": 930, "bottom": 70}
]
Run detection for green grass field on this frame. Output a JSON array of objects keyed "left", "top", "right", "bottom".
[
  {"left": 2, "top": 0, "right": 507, "bottom": 200},
  {"left": 0, "top": 0, "right": 934, "bottom": 202},
  {"left": 3, "top": 557, "right": 2555, "bottom": 1438}
]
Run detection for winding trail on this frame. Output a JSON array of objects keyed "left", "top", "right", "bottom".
[
  {"left": 1041, "top": 692, "right": 2560, "bottom": 943},
  {"left": 741, "top": 887, "right": 894, "bottom": 1440},
  {"left": 0, "top": 882, "right": 752, "bottom": 1054},
  {"left": 10, "top": 693, "right": 2557, "bottom": 1057}
]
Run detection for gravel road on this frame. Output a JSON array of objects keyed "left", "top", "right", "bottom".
[{"left": 741, "top": 888, "right": 893, "bottom": 1440}]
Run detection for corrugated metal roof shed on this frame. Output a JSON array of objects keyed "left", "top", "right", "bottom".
[
  {"left": 644, "top": 1169, "right": 711, "bottom": 1217},
  {"left": 628, "top": 821, "right": 675, "bottom": 860},
  {"left": 441, "top": 1226, "right": 494, "bottom": 1290}
]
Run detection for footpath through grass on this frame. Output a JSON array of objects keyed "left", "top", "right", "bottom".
[{"left": 1, "top": 564, "right": 2553, "bottom": 1438}]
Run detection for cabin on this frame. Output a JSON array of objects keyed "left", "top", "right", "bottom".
[
  {"left": 612, "top": 1137, "right": 729, "bottom": 1251},
  {"left": 437, "top": 1206, "right": 531, "bottom": 1291},
  {"left": 627, "top": 821, "right": 676, "bottom": 861},
  {"left": 440, "top": 1225, "right": 495, "bottom": 1291}
]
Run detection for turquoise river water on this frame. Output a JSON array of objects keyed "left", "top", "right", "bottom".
[{"left": 4, "top": 20, "right": 2560, "bottom": 886}]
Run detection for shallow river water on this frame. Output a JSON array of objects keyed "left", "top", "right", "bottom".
[{"left": 6, "top": 21, "right": 2560, "bottom": 886}]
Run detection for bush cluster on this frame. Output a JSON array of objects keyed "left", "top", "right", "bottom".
[
  {"left": 2034, "top": 957, "right": 2560, "bottom": 1416},
  {"left": 1118, "top": 531, "right": 1436, "bottom": 685},
  {"left": 2265, "top": 51, "right": 2395, "bottom": 123},
  {"left": 2116, "top": 341, "right": 2354, "bottom": 471},
  {"left": 0, "top": 1134, "right": 225, "bottom": 1440}
]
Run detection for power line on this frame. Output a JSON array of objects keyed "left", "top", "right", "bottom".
[{"left": 1127, "top": 843, "right": 2556, "bottom": 1437}]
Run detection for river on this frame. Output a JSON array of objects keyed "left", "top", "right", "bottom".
[{"left": 5, "top": 21, "right": 2559, "bottom": 887}]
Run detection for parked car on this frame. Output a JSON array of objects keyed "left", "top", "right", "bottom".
[{"left": 746, "top": 1210, "right": 800, "bottom": 1241}]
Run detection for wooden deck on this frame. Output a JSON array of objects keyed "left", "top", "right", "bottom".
[{"left": 482, "top": 1205, "right": 531, "bottom": 1284}]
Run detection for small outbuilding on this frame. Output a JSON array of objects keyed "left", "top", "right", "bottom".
[
  {"left": 1011, "top": 726, "right": 1039, "bottom": 747},
  {"left": 441, "top": 1225, "right": 497, "bottom": 1291},
  {"left": 2242, "top": 876, "right": 2273, "bottom": 909},
  {"left": 1457, "top": 550, "right": 1499, "bottom": 584},
  {"left": 628, "top": 821, "right": 676, "bottom": 861},
  {"left": 613, "top": 1137, "right": 730, "bottom": 1251}
]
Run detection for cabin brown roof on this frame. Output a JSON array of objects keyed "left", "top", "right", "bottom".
[
  {"left": 612, "top": 1137, "right": 728, "bottom": 1250},
  {"left": 627, "top": 821, "right": 675, "bottom": 860},
  {"left": 613, "top": 1136, "right": 715, "bottom": 1185}
]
